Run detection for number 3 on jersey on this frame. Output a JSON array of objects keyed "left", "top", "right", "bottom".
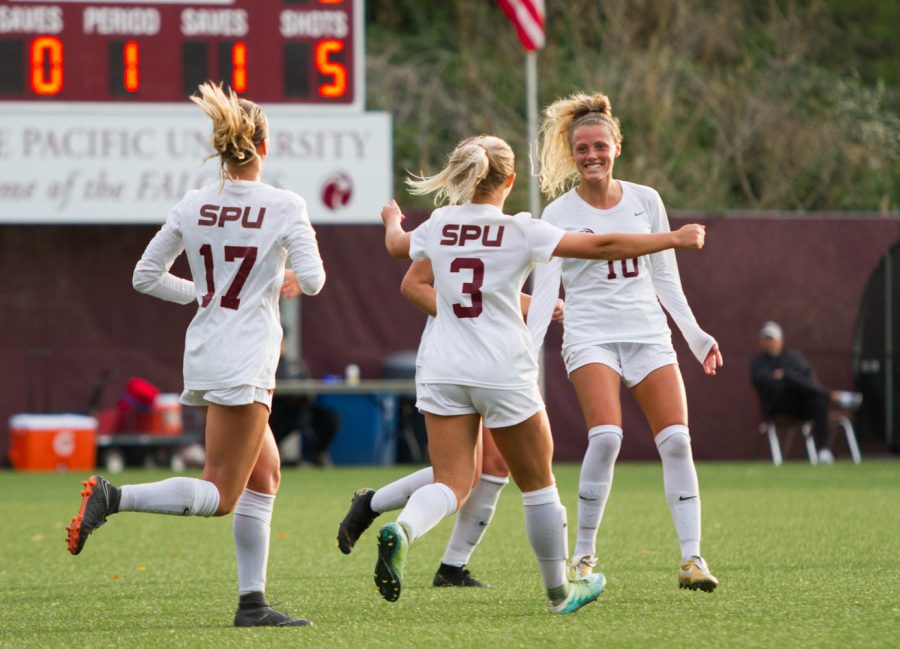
[
  {"left": 451, "top": 257, "right": 484, "bottom": 318},
  {"left": 199, "top": 244, "right": 258, "bottom": 310}
]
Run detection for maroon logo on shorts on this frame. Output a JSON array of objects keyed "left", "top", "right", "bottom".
[{"left": 321, "top": 172, "right": 353, "bottom": 210}]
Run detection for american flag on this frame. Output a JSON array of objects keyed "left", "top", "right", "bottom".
[{"left": 497, "top": 0, "right": 546, "bottom": 51}]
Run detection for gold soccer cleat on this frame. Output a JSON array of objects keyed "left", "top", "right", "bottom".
[
  {"left": 678, "top": 556, "right": 718, "bottom": 592},
  {"left": 567, "top": 555, "right": 598, "bottom": 580}
]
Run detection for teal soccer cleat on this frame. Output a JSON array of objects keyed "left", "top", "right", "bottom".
[
  {"left": 547, "top": 573, "right": 606, "bottom": 614},
  {"left": 374, "top": 523, "right": 409, "bottom": 602}
]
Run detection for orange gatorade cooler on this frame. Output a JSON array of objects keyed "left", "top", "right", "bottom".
[
  {"left": 146, "top": 393, "right": 183, "bottom": 436},
  {"left": 8, "top": 414, "right": 98, "bottom": 471}
]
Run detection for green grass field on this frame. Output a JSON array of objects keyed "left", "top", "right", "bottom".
[{"left": 0, "top": 461, "right": 897, "bottom": 648}]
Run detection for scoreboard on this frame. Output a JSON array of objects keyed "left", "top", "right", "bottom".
[
  {"left": 0, "top": 0, "right": 392, "bottom": 224},
  {"left": 0, "top": 0, "right": 363, "bottom": 108}
]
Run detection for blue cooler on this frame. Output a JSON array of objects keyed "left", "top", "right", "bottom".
[{"left": 318, "top": 393, "right": 398, "bottom": 465}]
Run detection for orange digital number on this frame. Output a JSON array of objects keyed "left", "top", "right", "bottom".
[
  {"left": 124, "top": 40, "right": 139, "bottom": 92},
  {"left": 315, "top": 39, "right": 346, "bottom": 98},
  {"left": 232, "top": 41, "right": 247, "bottom": 92},
  {"left": 31, "top": 36, "right": 63, "bottom": 95}
]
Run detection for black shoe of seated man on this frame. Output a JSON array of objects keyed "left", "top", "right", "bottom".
[
  {"left": 433, "top": 563, "right": 489, "bottom": 587},
  {"left": 66, "top": 475, "right": 121, "bottom": 556},
  {"left": 234, "top": 592, "right": 311, "bottom": 627},
  {"left": 337, "top": 488, "right": 379, "bottom": 554}
]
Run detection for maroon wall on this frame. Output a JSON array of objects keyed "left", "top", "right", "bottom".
[
  {"left": 541, "top": 214, "right": 900, "bottom": 461},
  {"left": 2, "top": 214, "right": 898, "bottom": 463}
]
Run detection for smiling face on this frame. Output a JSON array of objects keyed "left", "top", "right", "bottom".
[{"left": 570, "top": 123, "right": 621, "bottom": 183}]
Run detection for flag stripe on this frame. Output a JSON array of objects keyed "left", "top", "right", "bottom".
[{"left": 497, "top": 0, "right": 545, "bottom": 51}]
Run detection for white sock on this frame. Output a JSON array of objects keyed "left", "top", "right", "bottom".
[
  {"left": 441, "top": 474, "right": 509, "bottom": 566},
  {"left": 233, "top": 489, "right": 275, "bottom": 596},
  {"left": 119, "top": 477, "right": 219, "bottom": 516},
  {"left": 371, "top": 467, "right": 434, "bottom": 513},
  {"left": 656, "top": 425, "right": 701, "bottom": 562},
  {"left": 522, "top": 485, "right": 568, "bottom": 592},
  {"left": 574, "top": 425, "right": 622, "bottom": 560},
  {"left": 395, "top": 482, "right": 457, "bottom": 542}
]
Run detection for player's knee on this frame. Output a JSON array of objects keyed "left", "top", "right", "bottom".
[
  {"left": 509, "top": 468, "right": 555, "bottom": 494},
  {"left": 587, "top": 428, "right": 622, "bottom": 460},
  {"left": 481, "top": 454, "right": 509, "bottom": 477},
  {"left": 268, "top": 466, "right": 282, "bottom": 493},
  {"left": 246, "top": 465, "right": 281, "bottom": 496},
  {"left": 655, "top": 425, "right": 691, "bottom": 460}
]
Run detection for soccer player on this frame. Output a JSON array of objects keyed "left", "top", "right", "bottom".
[
  {"left": 65, "top": 82, "right": 325, "bottom": 627},
  {"left": 528, "top": 92, "right": 723, "bottom": 592},
  {"left": 337, "top": 261, "right": 563, "bottom": 587},
  {"left": 373, "top": 134, "right": 707, "bottom": 613}
]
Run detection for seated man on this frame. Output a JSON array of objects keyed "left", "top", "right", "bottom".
[{"left": 750, "top": 321, "right": 862, "bottom": 464}]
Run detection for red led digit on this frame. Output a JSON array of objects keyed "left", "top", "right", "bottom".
[
  {"left": 315, "top": 39, "right": 346, "bottom": 98},
  {"left": 124, "top": 40, "right": 139, "bottom": 92},
  {"left": 232, "top": 41, "right": 247, "bottom": 93},
  {"left": 31, "top": 36, "right": 63, "bottom": 95}
]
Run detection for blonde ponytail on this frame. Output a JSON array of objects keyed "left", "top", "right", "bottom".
[
  {"left": 191, "top": 82, "right": 268, "bottom": 182},
  {"left": 406, "top": 135, "right": 515, "bottom": 205},
  {"left": 539, "top": 92, "right": 622, "bottom": 198}
]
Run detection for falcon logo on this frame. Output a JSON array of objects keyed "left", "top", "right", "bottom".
[{"left": 321, "top": 172, "right": 353, "bottom": 210}]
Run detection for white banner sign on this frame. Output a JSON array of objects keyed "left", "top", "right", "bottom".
[{"left": 0, "top": 103, "right": 391, "bottom": 224}]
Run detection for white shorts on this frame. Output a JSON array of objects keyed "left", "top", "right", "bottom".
[
  {"left": 416, "top": 382, "right": 544, "bottom": 429},
  {"left": 563, "top": 342, "right": 678, "bottom": 388},
  {"left": 180, "top": 385, "right": 274, "bottom": 411}
]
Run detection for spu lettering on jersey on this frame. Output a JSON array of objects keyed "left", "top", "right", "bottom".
[
  {"left": 440, "top": 224, "right": 505, "bottom": 247},
  {"left": 198, "top": 204, "right": 266, "bottom": 228}
]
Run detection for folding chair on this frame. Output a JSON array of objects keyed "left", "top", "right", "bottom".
[
  {"left": 760, "top": 412, "right": 863, "bottom": 466},
  {"left": 758, "top": 415, "right": 817, "bottom": 466},
  {"left": 827, "top": 413, "right": 862, "bottom": 464}
]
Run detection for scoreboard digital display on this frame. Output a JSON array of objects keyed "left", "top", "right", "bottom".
[{"left": 0, "top": 0, "right": 362, "bottom": 107}]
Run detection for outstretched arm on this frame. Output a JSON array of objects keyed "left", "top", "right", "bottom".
[
  {"left": 552, "top": 224, "right": 705, "bottom": 261},
  {"left": 382, "top": 199, "right": 411, "bottom": 259}
]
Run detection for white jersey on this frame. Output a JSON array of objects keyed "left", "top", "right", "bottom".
[
  {"left": 409, "top": 203, "right": 564, "bottom": 389},
  {"left": 133, "top": 179, "right": 325, "bottom": 391},
  {"left": 528, "top": 181, "right": 714, "bottom": 364},
  {"left": 415, "top": 316, "right": 435, "bottom": 371}
]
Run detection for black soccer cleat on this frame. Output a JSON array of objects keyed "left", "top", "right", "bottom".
[
  {"left": 66, "top": 475, "right": 120, "bottom": 556},
  {"left": 234, "top": 592, "right": 311, "bottom": 627},
  {"left": 432, "top": 563, "right": 489, "bottom": 588},
  {"left": 337, "top": 488, "right": 379, "bottom": 554}
]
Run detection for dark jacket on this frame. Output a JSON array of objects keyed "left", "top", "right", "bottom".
[{"left": 750, "top": 349, "right": 821, "bottom": 412}]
